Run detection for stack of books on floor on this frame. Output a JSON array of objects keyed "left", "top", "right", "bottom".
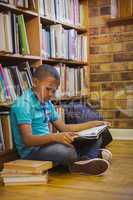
[{"left": 0, "top": 159, "right": 53, "bottom": 186}]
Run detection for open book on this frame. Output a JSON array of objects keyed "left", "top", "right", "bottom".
[{"left": 74, "top": 125, "right": 108, "bottom": 141}]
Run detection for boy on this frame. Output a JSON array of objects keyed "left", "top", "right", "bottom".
[{"left": 10, "top": 65, "right": 112, "bottom": 175}]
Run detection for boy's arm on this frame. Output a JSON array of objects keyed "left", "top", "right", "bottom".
[
  {"left": 19, "top": 124, "right": 76, "bottom": 147},
  {"left": 53, "top": 119, "right": 111, "bottom": 132}
]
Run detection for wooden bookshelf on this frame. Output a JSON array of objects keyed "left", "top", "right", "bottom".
[
  {"left": 42, "top": 58, "right": 88, "bottom": 66},
  {"left": 0, "top": 149, "right": 19, "bottom": 170},
  {"left": 52, "top": 95, "right": 88, "bottom": 102},
  {"left": 0, "top": 2, "right": 38, "bottom": 17},
  {"left": 0, "top": 53, "right": 40, "bottom": 60},
  {"left": 40, "top": 16, "right": 87, "bottom": 33},
  {"left": 0, "top": 0, "right": 89, "bottom": 168},
  {"left": 108, "top": 16, "right": 133, "bottom": 26},
  {"left": 109, "top": 0, "right": 133, "bottom": 26}
]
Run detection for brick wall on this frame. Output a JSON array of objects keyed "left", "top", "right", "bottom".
[{"left": 88, "top": 0, "right": 133, "bottom": 128}]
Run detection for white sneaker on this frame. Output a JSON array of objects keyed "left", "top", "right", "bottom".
[{"left": 100, "top": 148, "right": 112, "bottom": 163}]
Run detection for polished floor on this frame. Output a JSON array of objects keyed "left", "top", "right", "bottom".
[{"left": 0, "top": 140, "right": 133, "bottom": 200}]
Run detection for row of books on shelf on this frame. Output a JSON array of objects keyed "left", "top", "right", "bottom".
[
  {"left": 55, "top": 64, "right": 87, "bottom": 98},
  {"left": 0, "top": 62, "right": 87, "bottom": 104},
  {"left": 40, "top": 0, "right": 84, "bottom": 26},
  {"left": 0, "top": 11, "right": 30, "bottom": 55},
  {"left": 0, "top": 159, "right": 52, "bottom": 186},
  {"left": 41, "top": 24, "right": 87, "bottom": 61},
  {"left": 111, "top": 0, "right": 133, "bottom": 18},
  {"left": 0, "top": 0, "right": 36, "bottom": 10},
  {"left": 0, "top": 10, "right": 87, "bottom": 61},
  {"left": 0, "top": 62, "right": 32, "bottom": 103}
]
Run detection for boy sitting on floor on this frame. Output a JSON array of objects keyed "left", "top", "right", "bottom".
[{"left": 10, "top": 65, "right": 112, "bottom": 175}]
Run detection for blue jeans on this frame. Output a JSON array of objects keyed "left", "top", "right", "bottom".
[{"left": 25, "top": 137, "right": 102, "bottom": 167}]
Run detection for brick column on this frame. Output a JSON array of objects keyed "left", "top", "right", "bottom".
[{"left": 88, "top": 0, "right": 133, "bottom": 128}]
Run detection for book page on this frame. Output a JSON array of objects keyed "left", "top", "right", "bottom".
[{"left": 78, "top": 125, "right": 107, "bottom": 137}]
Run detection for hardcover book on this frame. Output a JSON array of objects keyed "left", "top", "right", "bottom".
[
  {"left": 74, "top": 125, "right": 108, "bottom": 141},
  {"left": 4, "top": 160, "right": 53, "bottom": 174}
]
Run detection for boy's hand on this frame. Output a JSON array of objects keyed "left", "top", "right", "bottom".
[{"left": 53, "top": 132, "right": 78, "bottom": 147}]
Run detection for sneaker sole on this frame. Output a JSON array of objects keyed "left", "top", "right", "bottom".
[{"left": 71, "top": 158, "right": 109, "bottom": 176}]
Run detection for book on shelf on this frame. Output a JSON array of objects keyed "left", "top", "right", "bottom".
[
  {"left": 0, "top": 0, "right": 36, "bottom": 10},
  {"left": 17, "top": 14, "right": 30, "bottom": 55},
  {"left": 0, "top": 11, "right": 30, "bottom": 55},
  {"left": 39, "top": 0, "right": 82, "bottom": 26},
  {"left": 0, "top": 62, "right": 32, "bottom": 103},
  {"left": 52, "top": 64, "right": 87, "bottom": 98},
  {"left": 118, "top": 0, "right": 133, "bottom": 17},
  {"left": 0, "top": 112, "right": 13, "bottom": 151},
  {"left": 111, "top": 0, "right": 133, "bottom": 18},
  {"left": 3, "top": 160, "right": 53, "bottom": 174},
  {"left": 41, "top": 24, "right": 87, "bottom": 61},
  {"left": 74, "top": 125, "right": 108, "bottom": 141},
  {"left": 0, "top": 118, "right": 5, "bottom": 152},
  {"left": 111, "top": 0, "right": 118, "bottom": 18},
  {"left": 2, "top": 11, "right": 13, "bottom": 53}
]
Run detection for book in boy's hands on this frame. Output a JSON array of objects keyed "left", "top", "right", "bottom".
[{"left": 74, "top": 125, "right": 108, "bottom": 141}]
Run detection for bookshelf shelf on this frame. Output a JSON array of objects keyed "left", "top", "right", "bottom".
[
  {"left": 0, "top": 102, "right": 12, "bottom": 107},
  {"left": 0, "top": 2, "right": 38, "bottom": 17},
  {"left": 42, "top": 58, "right": 87, "bottom": 66},
  {"left": 107, "top": 16, "right": 133, "bottom": 26},
  {"left": 110, "top": 0, "right": 133, "bottom": 26},
  {"left": 0, "top": 149, "right": 13, "bottom": 156},
  {"left": 0, "top": 54, "right": 40, "bottom": 61},
  {"left": 40, "top": 16, "right": 87, "bottom": 33},
  {"left": 0, "top": 95, "right": 88, "bottom": 107},
  {"left": 52, "top": 95, "right": 88, "bottom": 103}
]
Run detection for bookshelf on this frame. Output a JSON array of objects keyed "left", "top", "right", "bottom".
[
  {"left": 0, "top": 0, "right": 89, "bottom": 169},
  {"left": 108, "top": 0, "right": 133, "bottom": 26}
]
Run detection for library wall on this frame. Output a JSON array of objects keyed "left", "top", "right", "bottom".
[{"left": 88, "top": 0, "right": 133, "bottom": 128}]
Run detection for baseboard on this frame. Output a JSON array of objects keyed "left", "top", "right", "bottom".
[{"left": 109, "top": 129, "right": 133, "bottom": 140}]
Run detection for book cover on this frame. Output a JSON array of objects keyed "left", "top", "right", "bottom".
[
  {"left": 17, "top": 14, "right": 30, "bottom": 55},
  {"left": 4, "top": 160, "right": 53, "bottom": 173},
  {"left": 29, "top": 0, "right": 36, "bottom": 10},
  {"left": 0, "top": 13, "right": 6, "bottom": 52},
  {"left": 1, "top": 114, "right": 13, "bottom": 151},
  {"left": 2, "top": 172, "right": 48, "bottom": 186},
  {"left": 0, "top": 118, "right": 5, "bottom": 152},
  {"left": 3, "top": 12, "right": 13, "bottom": 53}
]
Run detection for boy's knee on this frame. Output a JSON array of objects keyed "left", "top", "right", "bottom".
[
  {"left": 65, "top": 147, "right": 78, "bottom": 164},
  {"left": 57, "top": 145, "right": 78, "bottom": 165}
]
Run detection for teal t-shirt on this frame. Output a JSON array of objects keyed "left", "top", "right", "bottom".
[{"left": 10, "top": 89, "right": 59, "bottom": 158}]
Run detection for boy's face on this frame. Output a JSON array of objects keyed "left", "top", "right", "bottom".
[{"left": 33, "top": 76, "right": 60, "bottom": 102}]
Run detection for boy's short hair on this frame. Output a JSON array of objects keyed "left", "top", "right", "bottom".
[{"left": 33, "top": 65, "right": 60, "bottom": 81}]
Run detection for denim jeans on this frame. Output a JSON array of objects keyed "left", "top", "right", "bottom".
[{"left": 26, "top": 137, "right": 102, "bottom": 167}]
